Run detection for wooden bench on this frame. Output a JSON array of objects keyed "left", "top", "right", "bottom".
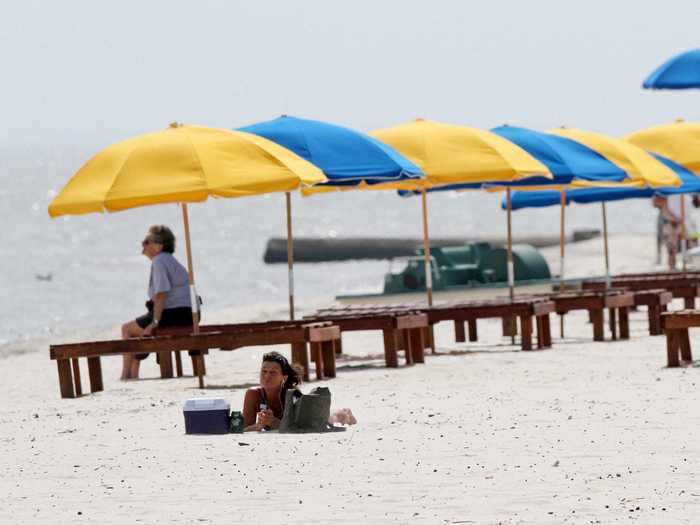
[
  {"left": 536, "top": 290, "right": 634, "bottom": 342},
  {"left": 426, "top": 298, "right": 554, "bottom": 351},
  {"left": 49, "top": 322, "right": 341, "bottom": 398},
  {"left": 661, "top": 310, "right": 697, "bottom": 367},
  {"left": 317, "top": 298, "right": 554, "bottom": 352},
  {"left": 305, "top": 311, "right": 429, "bottom": 367},
  {"left": 582, "top": 276, "right": 700, "bottom": 310}
]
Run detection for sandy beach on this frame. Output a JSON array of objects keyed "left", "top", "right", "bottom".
[{"left": 2, "top": 233, "right": 699, "bottom": 524}]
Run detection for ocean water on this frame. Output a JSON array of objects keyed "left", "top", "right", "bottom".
[{"left": 0, "top": 143, "right": 662, "bottom": 349}]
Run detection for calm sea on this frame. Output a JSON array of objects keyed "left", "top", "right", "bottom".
[{"left": 0, "top": 143, "right": 660, "bottom": 350}]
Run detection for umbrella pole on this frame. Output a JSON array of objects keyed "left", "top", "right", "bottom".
[
  {"left": 181, "top": 203, "right": 204, "bottom": 389},
  {"left": 559, "top": 189, "right": 566, "bottom": 338},
  {"left": 421, "top": 189, "right": 433, "bottom": 307},
  {"left": 506, "top": 188, "right": 514, "bottom": 301},
  {"left": 681, "top": 194, "right": 687, "bottom": 271},
  {"left": 602, "top": 202, "right": 611, "bottom": 289},
  {"left": 285, "top": 192, "right": 295, "bottom": 320}
]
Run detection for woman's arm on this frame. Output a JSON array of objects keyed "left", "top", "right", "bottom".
[{"left": 243, "top": 389, "right": 262, "bottom": 431}]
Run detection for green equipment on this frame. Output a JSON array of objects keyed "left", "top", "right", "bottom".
[{"left": 383, "top": 242, "right": 551, "bottom": 294}]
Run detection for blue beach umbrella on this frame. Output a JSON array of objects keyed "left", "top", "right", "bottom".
[
  {"left": 643, "top": 49, "right": 700, "bottom": 90},
  {"left": 504, "top": 155, "right": 700, "bottom": 284},
  {"left": 240, "top": 115, "right": 422, "bottom": 185},
  {"left": 239, "top": 115, "right": 423, "bottom": 318}
]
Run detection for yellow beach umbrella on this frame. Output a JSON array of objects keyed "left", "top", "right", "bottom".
[
  {"left": 369, "top": 119, "right": 551, "bottom": 305},
  {"left": 549, "top": 128, "right": 681, "bottom": 188},
  {"left": 49, "top": 123, "right": 325, "bottom": 384},
  {"left": 371, "top": 119, "right": 549, "bottom": 187},
  {"left": 626, "top": 120, "right": 700, "bottom": 175},
  {"left": 49, "top": 124, "right": 324, "bottom": 215}
]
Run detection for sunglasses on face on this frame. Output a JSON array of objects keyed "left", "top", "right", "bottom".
[{"left": 142, "top": 239, "right": 153, "bottom": 247}]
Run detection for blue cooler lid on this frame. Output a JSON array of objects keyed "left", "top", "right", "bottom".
[{"left": 183, "top": 398, "right": 230, "bottom": 412}]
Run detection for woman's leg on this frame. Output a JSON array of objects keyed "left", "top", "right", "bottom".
[{"left": 121, "top": 320, "right": 146, "bottom": 379}]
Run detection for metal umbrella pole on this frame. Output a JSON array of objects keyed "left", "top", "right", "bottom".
[
  {"left": 421, "top": 189, "right": 434, "bottom": 307},
  {"left": 601, "top": 202, "right": 611, "bottom": 289},
  {"left": 559, "top": 189, "right": 566, "bottom": 338},
  {"left": 285, "top": 192, "right": 295, "bottom": 320},
  {"left": 180, "top": 203, "right": 204, "bottom": 388}
]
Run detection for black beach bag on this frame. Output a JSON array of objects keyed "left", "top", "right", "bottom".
[{"left": 278, "top": 387, "right": 345, "bottom": 433}]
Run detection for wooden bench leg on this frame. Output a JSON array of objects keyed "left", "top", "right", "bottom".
[
  {"left": 383, "top": 329, "right": 399, "bottom": 368},
  {"left": 520, "top": 315, "right": 533, "bottom": 351},
  {"left": 310, "top": 341, "right": 324, "bottom": 380},
  {"left": 666, "top": 330, "right": 681, "bottom": 367},
  {"left": 608, "top": 308, "right": 618, "bottom": 340},
  {"left": 542, "top": 314, "right": 552, "bottom": 348},
  {"left": 684, "top": 297, "right": 695, "bottom": 310},
  {"left": 428, "top": 324, "right": 436, "bottom": 354},
  {"left": 454, "top": 321, "right": 466, "bottom": 343},
  {"left": 335, "top": 336, "right": 343, "bottom": 355},
  {"left": 536, "top": 316, "right": 545, "bottom": 349},
  {"left": 502, "top": 316, "right": 518, "bottom": 337},
  {"left": 174, "top": 351, "right": 184, "bottom": 377},
  {"left": 87, "top": 356, "right": 103, "bottom": 393},
  {"left": 291, "top": 342, "right": 310, "bottom": 382},
  {"left": 680, "top": 329, "right": 692, "bottom": 362},
  {"left": 57, "top": 359, "right": 75, "bottom": 398},
  {"left": 619, "top": 307, "right": 630, "bottom": 340},
  {"left": 468, "top": 319, "right": 478, "bottom": 342},
  {"left": 648, "top": 305, "right": 661, "bottom": 336},
  {"left": 559, "top": 314, "right": 565, "bottom": 339},
  {"left": 401, "top": 330, "right": 414, "bottom": 365},
  {"left": 591, "top": 309, "right": 604, "bottom": 341},
  {"left": 409, "top": 328, "right": 425, "bottom": 364},
  {"left": 158, "top": 351, "right": 174, "bottom": 379},
  {"left": 71, "top": 358, "right": 82, "bottom": 397},
  {"left": 321, "top": 341, "right": 336, "bottom": 378}
]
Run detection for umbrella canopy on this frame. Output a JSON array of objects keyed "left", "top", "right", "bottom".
[
  {"left": 49, "top": 124, "right": 325, "bottom": 217},
  {"left": 643, "top": 49, "right": 700, "bottom": 89},
  {"left": 549, "top": 128, "right": 681, "bottom": 188},
  {"left": 405, "top": 125, "right": 629, "bottom": 193},
  {"left": 492, "top": 125, "right": 628, "bottom": 184},
  {"left": 239, "top": 115, "right": 423, "bottom": 186},
  {"left": 505, "top": 155, "right": 700, "bottom": 210},
  {"left": 626, "top": 120, "right": 700, "bottom": 176},
  {"left": 370, "top": 119, "right": 551, "bottom": 186}
]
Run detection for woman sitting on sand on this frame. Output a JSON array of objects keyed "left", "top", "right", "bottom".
[
  {"left": 243, "top": 352, "right": 357, "bottom": 431},
  {"left": 120, "top": 225, "right": 194, "bottom": 380}
]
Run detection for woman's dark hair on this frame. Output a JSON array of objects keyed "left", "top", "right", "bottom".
[
  {"left": 262, "top": 351, "right": 302, "bottom": 390},
  {"left": 148, "top": 225, "right": 175, "bottom": 253}
]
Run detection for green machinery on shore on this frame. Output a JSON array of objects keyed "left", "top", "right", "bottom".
[{"left": 383, "top": 242, "right": 551, "bottom": 293}]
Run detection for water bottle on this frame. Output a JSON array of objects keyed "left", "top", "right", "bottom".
[{"left": 229, "top": 411, "right": 244, "bottom": 433}]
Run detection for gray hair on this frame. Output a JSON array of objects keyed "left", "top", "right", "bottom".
[{"left": 148, "top": 225, "right": 176, "bottom": 253}]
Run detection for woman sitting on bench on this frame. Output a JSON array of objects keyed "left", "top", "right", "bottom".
[
  {"left": 120, "top": 225, "right": 194, "bottom": 380},
  {"left": 243, "top": 352, "right": 356, "bottom": 431}
]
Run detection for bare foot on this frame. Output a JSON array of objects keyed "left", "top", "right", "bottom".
[{"left": 329, "top": 408, "right": 357, "bottom": 426}]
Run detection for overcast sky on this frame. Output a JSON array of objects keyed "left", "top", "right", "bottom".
[{"left": 1, "top": 1, "right": 698, "bottom": 147}]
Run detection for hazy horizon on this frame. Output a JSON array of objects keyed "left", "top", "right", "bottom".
[{"left": 1, "top": 1, "right": 699, "bottom": 150}]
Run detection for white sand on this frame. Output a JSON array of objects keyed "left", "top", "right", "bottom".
[{"left": 1, "top": 234, "right": 699, "bottom": 524}]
